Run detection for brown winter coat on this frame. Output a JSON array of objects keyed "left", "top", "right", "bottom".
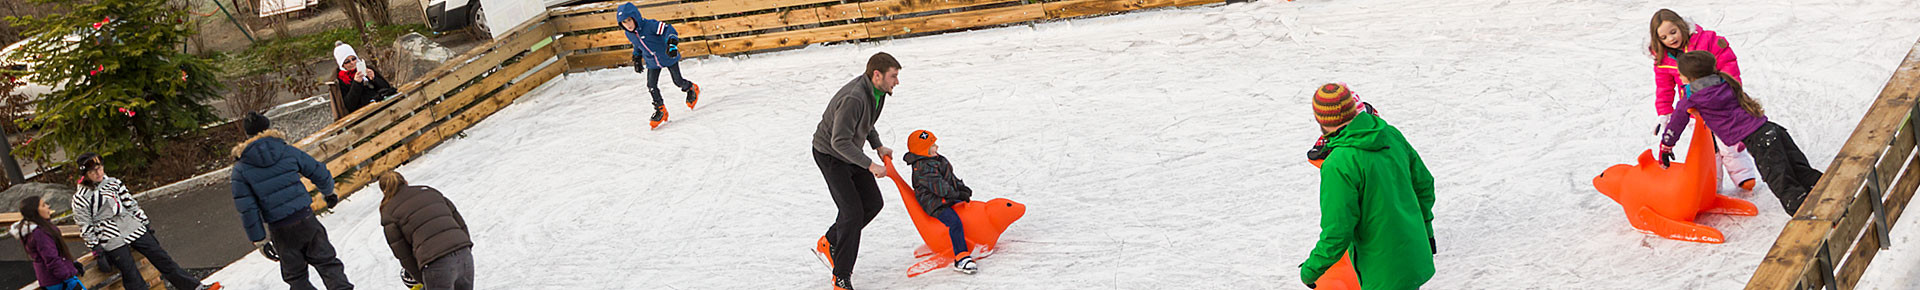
[{"left": 379, "top": 185, "right": 472, "bottom": 277}]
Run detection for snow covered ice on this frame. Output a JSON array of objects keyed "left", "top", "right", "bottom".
[{"left": 206, "top": 0, "right": 1920, "bottom": 288}]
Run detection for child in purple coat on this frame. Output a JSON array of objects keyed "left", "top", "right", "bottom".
[
  {"left": 13, "top": 196, "right": 84, "bottom": 290},
  {"left": 1659, "top": 51, "right": 1824, "bottom": 215}
]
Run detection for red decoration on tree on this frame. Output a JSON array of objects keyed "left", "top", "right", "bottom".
[
  {"left": 91, "top": 17, "right": 112, "bottom": 29},
  {"left": 89, "top": 64, "right": 103, "bottom": 76},
  {"left": 117, "top": 107, "right": 134, "bottom": 117}
]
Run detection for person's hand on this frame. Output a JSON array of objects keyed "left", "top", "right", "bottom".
[
  {"left": 1654, "top": 114, "right": 1669, "bottom": 136},
  {"left": 401, "top": 271, "right": 421, "bottom": 288},
  {"left": 868, "top": 163, "right": 886, "bottom": 178},
  {"left": 323, "top": 194, "right": 341, "bottom": 208},
  {"left": 1658, "top": 145, "right": 1675, "bottom": 168},
  {"left": 255, "top": 240, "right": 280, "bottom": 262},
  {"left": 875, "top": 146, "right": 894, "bottom": 159},
  {"left": 1306, "top": 282, "right": 1317, "bottom": 289},
  {"left": 72, "top": 261, "right": 84, "bottom": 275}
]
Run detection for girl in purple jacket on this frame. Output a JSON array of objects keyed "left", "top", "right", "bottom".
[
  {"left": 1659, "top": 51, "right": 1824, "bottom": 215},
  {"left": 13, "top": 196, "right": 84, "bottom": 290}
]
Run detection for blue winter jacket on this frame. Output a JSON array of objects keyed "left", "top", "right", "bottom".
[
  {"left": 617, "top": 3, "right": 682, "bottom": 69},
  {"left": 230, "top": 130, "right": 336, "bottom": 242}
]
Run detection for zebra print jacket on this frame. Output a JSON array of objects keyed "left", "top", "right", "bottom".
[{"left": 70, "top": 177, "right": 150, "bottom": 251}]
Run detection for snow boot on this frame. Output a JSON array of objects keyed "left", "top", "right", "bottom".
[
  {"left": 649, "top": 105, "right": 669, "bottom": 129},
  {"left": 198, "top": 282, "right": 223, "bottom": 290},
  {"left": 952, "top": 255, "right": 978, "bottom": 275},
  {"left": 685, "top": 82, "right": 702, "bottom": 109}
]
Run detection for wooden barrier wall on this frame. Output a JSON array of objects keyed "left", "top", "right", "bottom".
[
  {"left": 1747, "top": 38, "right": 1920, "bottom": 290},
  {"left": 548, "top": 0, "right": 1230, "bottom": 72},
  {"left": 287, "top": 12, "right": 565, "bottom": 210}
]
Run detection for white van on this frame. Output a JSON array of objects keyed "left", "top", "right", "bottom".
[{"left": 422, "top": 0, "right": 598, "bottom": 39}]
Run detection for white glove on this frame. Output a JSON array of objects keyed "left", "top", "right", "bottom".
[{"left": 1653, "top": 114, "right": 1669, "bottom": 136}]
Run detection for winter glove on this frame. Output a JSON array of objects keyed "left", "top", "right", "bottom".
[
  {"left": 72, "top": 261, "right": 85, "bottom": 275},
  {"left": 1658, "top": 145, "right": 1675, "bottom": 168},
  {"left": 1654, "top": 114, "right": 1670, "bottom": 136},
  {"left": 256, "top": 240, "right": 281, "bottom": 262},
  {"left": 667, "top": 44, "right": 680, "bottom": 58},
  {"left": 401, "top": 270, "right": 421, "bottom": 288},
  {"left": 1306, "top": 282, "right": 1317, "bottom": 289},
  {"left": 323, "top": 194, "right": 341, "bottom": 208},
  {"left": 1431, "top": 237, "right": 1439, "bottom": 254}
]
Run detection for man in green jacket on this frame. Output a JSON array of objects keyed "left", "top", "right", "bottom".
[{"left": 1300, "top": 83, "right": 1436, "bottom": 289}]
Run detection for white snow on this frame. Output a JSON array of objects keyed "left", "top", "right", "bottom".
[{"left": 206, "top": 0, "right": 1920, "bottom": 288}]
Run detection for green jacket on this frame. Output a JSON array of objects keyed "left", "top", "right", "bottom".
[{"left": 1300, "top": 113, "right": 1436, "bottom": 289}]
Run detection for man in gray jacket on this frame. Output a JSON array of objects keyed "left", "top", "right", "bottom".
[{"left": 811, "top": 52, "right": 900, "bottom": 290}]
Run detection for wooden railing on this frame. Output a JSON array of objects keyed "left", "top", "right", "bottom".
[
  {"left": 548, "top": 0, "right": 1231, "bottom": 71},
  {"left": 1747, "top": 38, "right": 1920, "bottom": 290},
  {"left": 286, "top": 12, "right": 565, "bottom": 209}
]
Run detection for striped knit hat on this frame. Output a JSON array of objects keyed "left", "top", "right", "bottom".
[
  {"left": 907, "top": 130, "right": 937, "bottom": 157},
  {"left": 1313, "top": 83, "right": 1357, "bottom": 127}
]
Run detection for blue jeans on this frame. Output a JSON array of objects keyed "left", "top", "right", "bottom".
[
  {"left": 933, "top": 207, "right": 969, "bottom": 257},
  {"left": 43, "top": 276, "right": 84, "bottom": 290}
]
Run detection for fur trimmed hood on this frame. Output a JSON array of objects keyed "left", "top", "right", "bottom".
[{"left": 232, "top": 129, "right": 289, "bottom": 160}]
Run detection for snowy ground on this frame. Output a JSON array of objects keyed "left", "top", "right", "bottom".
[{"left": 206, "top": 0, "right": 1920, "bottom": 288}]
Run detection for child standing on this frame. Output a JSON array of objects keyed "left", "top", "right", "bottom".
[
  {"left": 1661, "top": 51, "right": 1824, "bottom": 214},
  {"left": 616, "top": 3, "right": 702, "bottom": 129},
  {"left": 1648, "top": 9, "right": 1762, "bottom": 192},
  {"left": 904, "top": 130, "right": 980, "bottom": 275},
  {"left": 13, "top": 196, "right": 84, "bottom": 290}
]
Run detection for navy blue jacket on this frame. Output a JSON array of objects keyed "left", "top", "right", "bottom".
[
  {"left": 230, "top": 130, "right": 336, "bottom": 242},
  {"left": 617, "top": 3, "right": 682, "bottom": 69}
]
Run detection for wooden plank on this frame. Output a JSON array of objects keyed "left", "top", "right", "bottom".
[
  {"left": 680, "top": 6, "right": 826, "bottom": 38},
  {"left": 858, "top": 0, "right": 1023, "bottom": 18},
  {"left": 552, "top": 0, "right": 839, "bottom": 33},
  {"left": 1173, "top": 0, "right": 1228, "bottom": 7},
  {"left": 320, "top": 39, "right": 558, "bottom": 185},
  {"left": 296, "top": 11, "right": 552, "bottom": 151},
  {"left": 1750, "top": 219, "right": 1838, "bottom": 290},
  {"left": 706, "top": 24, "right": 868, "bottom": 55},
  {"left": 297, "top": 12, "right": 555, "bottom": 158},
  {"left": 1822, "top": 120, "right": 1919, "bottom": 261},
  {"left": 1043, "top": 0, "right": 1183, "bottom": 19},
  {"left": 865, "top": 4, "right": 1045, "bottom": 38},
  {"left": 563, "top": 40, "right": 713, "bottom": 71},
  {"left": 315, "top": 61, "right": 567, "bottom": 210},
  {"left": 1837, "top": 156, "right": 1920, "bottom": 289},
  {"left": 549, "top": 0, "right": 687, "bottom": 18},
  {"left": 0, "top": 212, "right": 19, "bottom": 224},
  {"left": 1748, "top": 38, "right": 1920, "bottom": 290}
]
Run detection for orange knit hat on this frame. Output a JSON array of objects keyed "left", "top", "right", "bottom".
[
  {"left": 907, "top": 130, "right": 937, "bottom": 156},
  {"left": 1314, "top": 83, "right": 1358, "bottom": 127}
]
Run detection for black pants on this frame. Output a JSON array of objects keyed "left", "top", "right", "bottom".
[
  {"left": 1742, "top": 121, "right": 1824, "bottom": 215},
  {"left": 645, "top": 65, "right": 693, "bottom": 108},
  {"left": 101, "top": 230, "right": 200, "bottom": 290},
  {"left": 270, "top": 215, "right": 354, "bottom": 290},
  {"left": 814, "top": 150, "right": 883, "bottom": 280}
]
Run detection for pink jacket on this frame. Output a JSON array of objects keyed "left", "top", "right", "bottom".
[{"left": 1653, "top": 25, "right": 1741, "bottom": 115}]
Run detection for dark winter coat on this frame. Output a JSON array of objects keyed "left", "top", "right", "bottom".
[
  {"left": 1660, "top": 75, "right": 1767, "bottom": 148},
  {"left": 71, "top": 176, "right": 148, "bottom": 251},
  {"left": 11, "top": 223, "right": 78, "bottom": 286},
  {"left": 811, "top": 75, "right": 887, "bottom": 166},
  {"left": 336, "top": 68, "right": 397, "bottom": 113},
  {"left": 231, "top": 129, "right": 336, "bottom": 242},
  {"left": 906, "top": 153, "right": 972, "bottom": 214},
  {"left": 380, "top": 185, "right": 472, "bottom": 279},
  {"left": 1300, "top": 113, "right": 1436, "bottom": 290},
  {"left": 617, "top": 3, "right": 682, "bottom": 69}
]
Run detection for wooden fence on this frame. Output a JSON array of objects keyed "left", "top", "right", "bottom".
[
  {"left": 1747, "top": 38, "right": 1920, "bottom": 290},
  {"left": 548, "top": 0, "right": 1230, "bottom": 71}
]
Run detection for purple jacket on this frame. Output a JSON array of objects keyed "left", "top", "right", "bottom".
[
  {"left": 1662, "top": 75, "right": 1766, "bottom": 148},
  {"left": 11, "top": 223, "right": 79, "bottom": 286}
]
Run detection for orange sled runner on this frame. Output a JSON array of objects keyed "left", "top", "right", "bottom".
[
  {"left": 1593, "top": 115, "right": 1757, "bottom": 243},
  {"left": 879, "top": 156, "right": 1027, "bottom": 277}
]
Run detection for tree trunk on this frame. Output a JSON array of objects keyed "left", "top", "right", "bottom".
[{"left": 338, "top": 0, "right": 370, "bottom": 44}]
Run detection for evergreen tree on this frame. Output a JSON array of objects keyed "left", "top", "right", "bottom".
[{"left": 4, "top": 0, "right": 223, "bottom": 165}]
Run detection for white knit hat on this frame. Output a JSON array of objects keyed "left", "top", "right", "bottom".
[{"left": 332, "top": 42, "right": 358, "bottom": 71}]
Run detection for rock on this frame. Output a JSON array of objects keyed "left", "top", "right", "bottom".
[
  {"left": 389, "top": 32, "right": 455, "bottom": 85},
  {"left": 0, "top": 182, "right": 76, "bottom": 213}
]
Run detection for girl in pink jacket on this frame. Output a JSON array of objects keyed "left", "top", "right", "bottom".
[{"left": 1648, "top": 9, "right": 1761, "bottom": 191}]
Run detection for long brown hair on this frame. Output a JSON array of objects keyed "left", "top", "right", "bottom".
[
  {"left": 1677, "top": 51, "right": 1764, "bottom": 117},
  {"left": 1649, "top": 9, "right": 1691, "bottom": 64},
  {"left": 17, "top": 196, "right": 74, "bottom": 261}
]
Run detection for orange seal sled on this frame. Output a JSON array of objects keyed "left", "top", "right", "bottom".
[
  {"left": 1593, "top": 116, "right": 1758, "bottom": 243},
  {"left": 876, "top": 156, "right": 1027, "bottom": 277}
]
